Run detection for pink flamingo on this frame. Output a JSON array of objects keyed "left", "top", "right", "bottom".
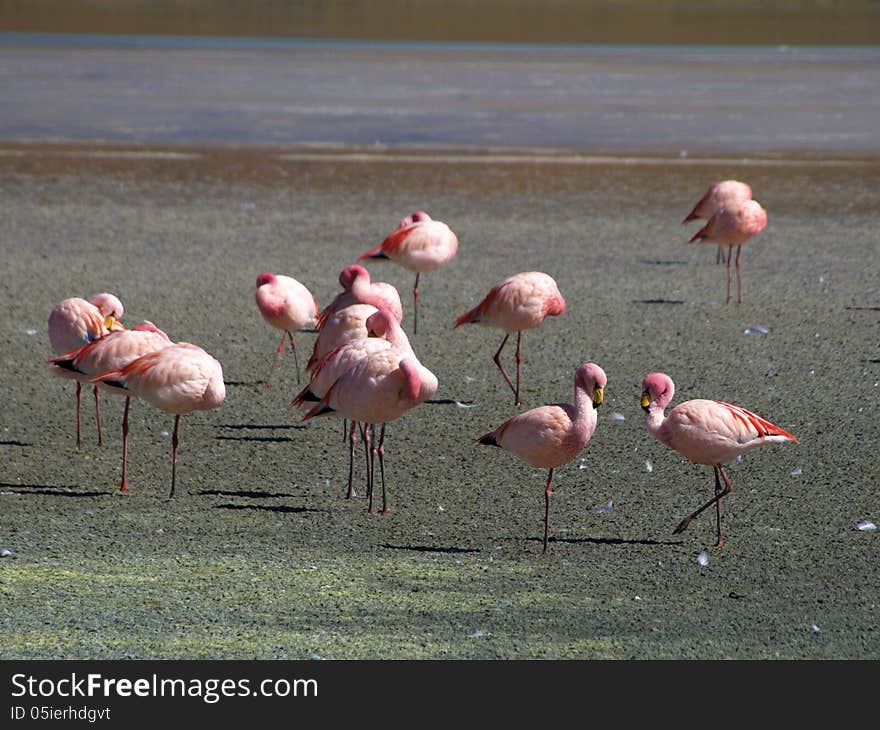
[
  {"left": 357, "top": 211, "right": 459, "bottom": 334},
  {"left": 92, "top": 343, "right": 226, "bottom": 498},
  {"left": 641, "top": 372, "right": 798, "bottom": 548},
  {"left": 454, "top": 272, "right": 566, "bottom": 406},
  {"left": 688, "top": 199, "right": 768, "bottom": 305},
  {"left": 48, "top": 293, "right": 125, "bottom": 447},
  {"left": 302, "top": 344, "right": 437, "bottom": 514},
  {"left": 255, "top": 272, "right": 319, "bottom": 380},
  {"left": 683, "top": 180, "right": 753, "bottom": 264},
  {"left": 318, "top": 265, "right": 403, "bottom": 329},
  {"left": 48, "top": 322, "right": 173, "bottom": 492},
  {"left": 292, "top": 309, "right": 398, "bottom": 499},
  {"left": 476, "top": 362, "right": 607, "bottom": 553},
  {"left": 306, "top": 303, "right": 378, "bottom": 373}
]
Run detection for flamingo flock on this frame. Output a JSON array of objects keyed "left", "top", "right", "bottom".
[{"left": 44, "top": 195, "right": 798, "bottom": 552}]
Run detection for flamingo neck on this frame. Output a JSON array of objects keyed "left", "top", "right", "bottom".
[
  {"left": 398, "top": 359, "right": 421, "bottom": 401},
  {"left": 644, "top": 406, "right": 667, "bottom": 441}
]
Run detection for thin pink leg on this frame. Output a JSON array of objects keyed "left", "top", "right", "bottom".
[
  {"left": 543, "top": 467, "right": 555, "bottom": 553},
  {"left": 169, "top": 414, "right": 180, "bottom": 499},
  {"left": 673, "top": 465, "right": 732, "bottom": 542},
  {"left": 119, "top": 397, "right": 131, "bottom": 493},
  {"left": 726, "top": 245, "right": 734, "bottom": 304},
  {"left": 93, "top": 385, "right": 103, "bottom": 447},
  {"left": 287, "top": 330, "right": 300, "bottom": 381},
  {"left": 413, "top": 272, "right": 421, "bottom": 335},
  {"left": 345, "top": 420, "right": 359, "bottom": 500},
  {"left": 75, "top": 381, "right": 82, "bottom": 448},
  {"left": 377, "top": 424, "right": 391, "bottom": 514},
  {"left": 515, "top": 332, "right": 523, "bottom": 406},
  {"left": 361, "top": 423, "right": 375, "bottom": 514},
  {"left": 735, "top": 245, "right": 743, "bottom": 305},
  {"left": 492, "top": 334, "right": 518, "bottom": 404}
]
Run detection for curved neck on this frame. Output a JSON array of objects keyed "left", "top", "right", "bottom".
[{"left": 644, "top": 405, "right": 667, "bottom": 440}]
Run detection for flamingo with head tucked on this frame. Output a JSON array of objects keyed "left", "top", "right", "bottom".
[
  {"left": 92, "top": 343, "right": 226, "bottom": 498},
  {"left": 688, "top": 198, "right": 768, "bottom": 304},
  {"left": 358, "top": 211, "right": 458, "bottom": 334},
  {"left": 683, "top": 180, "right": 753, "bottom": 263},
  {"left": 454, "top": 271, "right": 565, "bottom": 406},
  {"left": 48, "top": 293, "right": 125, "bottom": 446},
  {"left": 640, "top": 372, "right": 798, "bottom": 548},
  {"left": 318, "top": 265, "right": 403, "bottom": 329},
  {"left": 255, "top": 272, "right": 319, "bottom": 381},
  {"left": 49, "top": 322, "right": 174, "bottom": 492},
  {"left": 476, "top": 362, "right": 607, "bottom": 553}
]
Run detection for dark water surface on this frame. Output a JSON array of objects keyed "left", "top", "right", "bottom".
[{"left": 1, "top": 35, "right": 878, "bottom": 157}]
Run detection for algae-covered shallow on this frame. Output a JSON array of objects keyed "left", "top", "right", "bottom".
[{"left": 0, "top": 145, "right": 878, "bottom": 659}]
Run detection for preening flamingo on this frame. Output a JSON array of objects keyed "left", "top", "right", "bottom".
[
  {"left": 476, "top": 363, "right": 607, "bottom": 553},
  {"left": 255, "top": 272, "right": 319, "bottom": 380},
  {"left": 49, "top": 322, "right": 173, "bottom": 492},
  {"left": 688, "top": 199, "right": 768, "bottom": 304},
  {"left": 641, "top": 372, "right": 798, "bottom": 548},
  {"left": 682, "top": 180, "right": 753, "bottom": 264},
  {"left": 92, "top": 343, "right": 226, "bottom": 498},
  {"left": 454, "top": 271, "right": 565, "bottom": 406},
  {"left": 358, "top": 211, "right": 458, "bottom": 334},
  {"left": 48, "top": 293, "right": 125, "bottom": 447},
  {"left": 318, "top": 265, "right": 403, "bottom": 328},
  {"left": 302, "top": 343, "right": 437, "bottom": 514}
]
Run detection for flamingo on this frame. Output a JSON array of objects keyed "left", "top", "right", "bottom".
[
  {"left": 92, "top": 343, "right": 226, "bottom": 498},
  {"left": 682, "top": 180, "right": 753, "bottom": 264},
  {"left": 292, "top": 309, "right": 398, "bottom": 500},
  {"left": 688, "top": 199, "right": 768, "bottom": 305},
  {"left": 48, "top": 293, "right": 125, "bottom": 447},
  {"left": 48, "top": 322, "right": 174, "bottom": 492},
  {"left": 357, "top": 211, "right": 459, "bottom": 334},
  {"left": 318, "top": 265, "right": 403, "bottom": 328},
  {"left": 640, "top": 372, "right": 798, "bottom": 548},
  {"left": 302, "top": 343, "right": 437, "bottom": 514},
  {"left": 454, "top": 271, "right": 566, "bottom": 406},
  {"left": 475, "top": 362, "right": 607, "bottom": 553},
  {"left": 255, "top": 272, "right": 319, "bottom": 381}
]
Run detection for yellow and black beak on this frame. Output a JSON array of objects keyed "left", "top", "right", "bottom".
[
  {"left": 592, "top": 386, "right": 604, "bottom": 409},
  {"left": 640, "top": 390, "right": 651, "bottom": 412}
]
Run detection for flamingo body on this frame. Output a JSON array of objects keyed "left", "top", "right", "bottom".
[
  {"left": 360, "top": 211, "right": 458, "bottom": 274},
  {"left": 683, "top": 180, "right": 752, "bottom": 224},
  {"left": 255, "top": 272, "right": 319, "bottom": 332},
  {"left": 477, "top": 362, "right": 607, "bottom": 552},
  {"left": 641, "top": 371, "right": 798, "bottom": 547}
]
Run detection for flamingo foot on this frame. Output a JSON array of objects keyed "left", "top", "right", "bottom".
[{"left": 673, "top": 516, "right": 692, "bottom": 534}]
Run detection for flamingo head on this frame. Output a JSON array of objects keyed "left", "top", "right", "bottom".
[
  {"left": 400, "top": 210, "right": 432, "bottom": 227},
  {"left": 365, "top": 308, "right": 396, "bottom": 339},
  {"left": 575, "top": 362, "right": 607, "bottom": 409},
  {"left": 90, "top": 292, "right": 125, "bottom": 331},
  {"left": 398, "top": 359, "right": 422, "bottom": 402},
  {"left": 641, "top": 372, "right": 675, "bottom": 413},
  {"left": 256, "top": 272, "right": 277, "bottom": 288},
  {"left": 339, "top": 264, "right": 369, "bottom": 290}
]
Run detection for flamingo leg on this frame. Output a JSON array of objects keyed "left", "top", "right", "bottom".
[
  {"left": 74, "top": 382, "right": 83, "bottom": 448},
  {"left": 93, "top": 385, "right": 103, "bottom": 447},
  {"left": 543, "top": 467, "right": 555, "bottom": 554},
  {"left": 492, "top": 334, "right": 518, "bottom": 403},
  {"left": 287, "top": 330, "right": 301, "bottom": 381},
  {"left": 716, "top": 245, "right": 727, "bottom": 265},
  {"left": 345, "top": 420, "right": 359, "bottom": 500},
  {"left": 377, "top": 424, "right": 390, "bottom": 514},
  {"left": 725, "top": 245, "right": 734, "bottom": 304},
  {"left": 673, "top": 464, "right": 732, "bottom": 541},
  {"left": 169, "top": 414, "right": 180, "bottom": 499},
  {"left": 735, "top": 245, "right": 743, "bottom": 305},
  {"left": 119, "top": 397, "right": 131, "bottom": 493},
  {"left": 361, "top": 423, "right": 375, "bottom": 514},
  {"left": 413, "top": 272, "right": 420, "bottom": 335},
  {"left": 515, "top": 332, "right": 523, "bottom": 406}
]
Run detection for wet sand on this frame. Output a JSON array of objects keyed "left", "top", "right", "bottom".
[{"left": 1, "top": 143, "right": 878, "bottom": 658}]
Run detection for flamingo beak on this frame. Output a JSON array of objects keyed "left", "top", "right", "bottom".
[
  {"left": 104, "top": 315, "right": 123, "bottom": 331},
  {"left": 592, "top": 386, "right": 604, "bottom": 409},
  {"left": 640, "top": 391, "right": 651, "bottom": 411}
]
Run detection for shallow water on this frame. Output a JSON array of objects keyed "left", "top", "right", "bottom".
[{"left": 1, "top": 35, "right": 879, "bottom": 156}]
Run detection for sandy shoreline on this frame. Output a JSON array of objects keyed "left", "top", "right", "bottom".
[{"left": 0, "top": 141, "right": 877, "bottom": 658}]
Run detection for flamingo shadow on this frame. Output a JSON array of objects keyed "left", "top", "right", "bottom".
[
  {"left": 0, "top": 440, "right": 28, "bottom": 447},
  {"left": 215, "top": 435, "right": 297, "bottom": 443},
  {"left": 531, "top": 535, "right": 683, "bottom": 547},
  {"left": 639, "top": 259, "right": 689, "bottom": 266},
  {"left": 218, "top": 424, "right": 303, "bottom": 431},
  {"left": 0, "top": 482, "right": 108, "bottom": 498},
  {"left": 425, "top": 399, "right": 476, "bottom": 406},
  {"left": 381, "top": 543, "right": 480, "bottom": 554},
  {"left": 633, "top": 299, "right": 687, "bottom": 305},
  {"left": 215, "top": 503, "right": 317, "bottom": 514},
  {"left": 199, "top": 489, "right": 293, "bottom": 499}
]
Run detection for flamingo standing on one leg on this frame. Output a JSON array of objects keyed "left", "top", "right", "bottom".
[
  {"left": 640, "top": 372, "right": 798, "bottom": 548},
  {"left": 682, "top": 180, "right": 753, "bottom": 264},
  {"left": 454, "top": 271, "right": 566, "bottom": 406},
  {"left": 688, "top": 199, "right": 768, "bottom": 304},
  {"left": 92, "top": 343, "right": 226, "bottom": 498},
  {"left": 255, "top": 272, "right": 319, "bottom": 381},
  {"left": 357, "top": 211, "right": 458, "bottom": 334},
  {"left": 302, "top": 344, "right": 437, "bottom": 514},
  {"left": 475, "top": 362, "right": 606, "bottom": 553},
  {"left": 48, "top": 322, "right": 173, "bottom": 492},
  {"left": 48, "top": 293, "right": 125, "bottom": 447}
]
